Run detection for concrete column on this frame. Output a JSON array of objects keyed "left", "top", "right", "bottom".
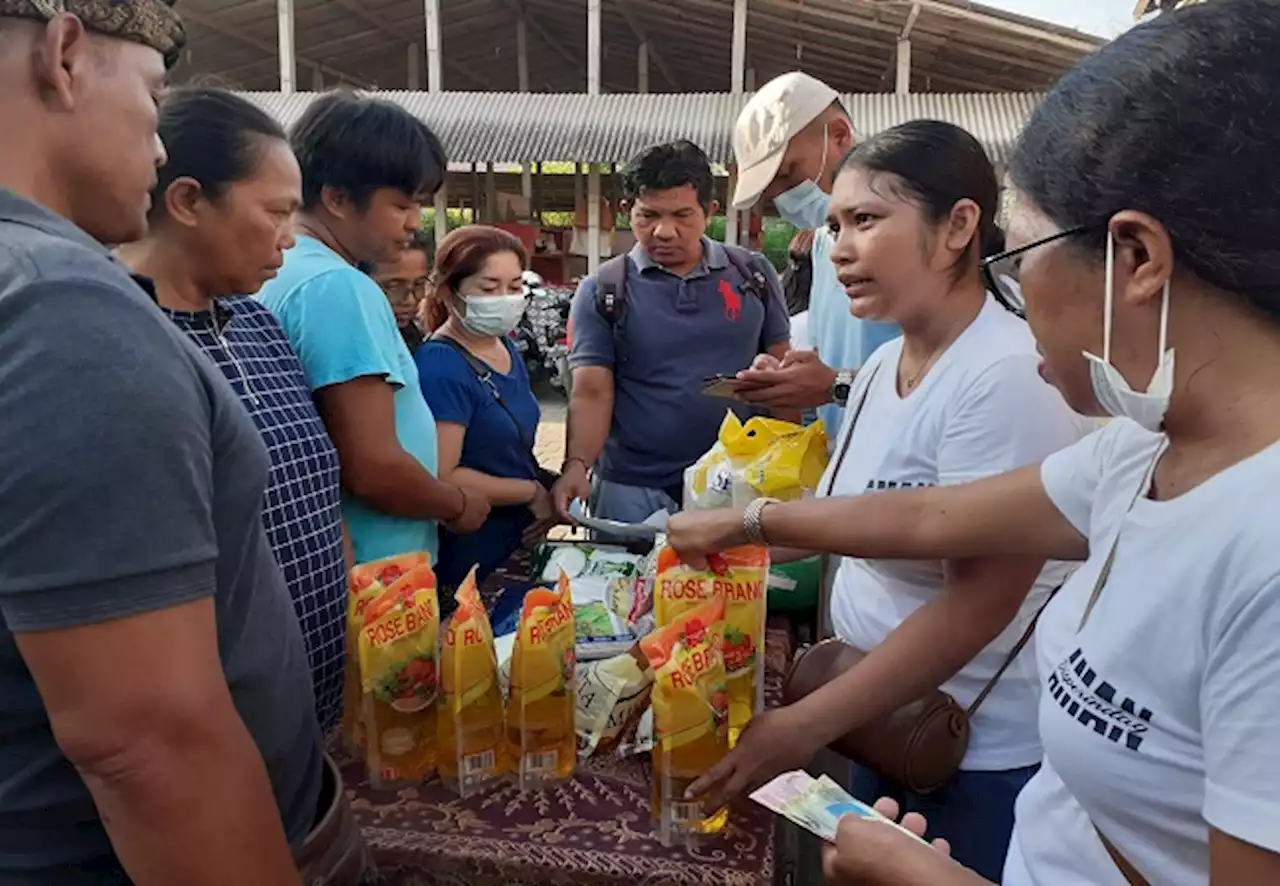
[
  {"left": 518, "top": 16, "right": 532, "bottom": 203},
  {"left": 587, "top": 0, "right": 602, "bottom": 97},
  {"left": 725, "top": 167, "right": 739, "bottom": 247},
  {"left": 276, "top": 0, "right": 296, "bottom": 94},
  {"left": 485, "top": 163, "right": 497, "bottom": 222},
  {"left": 470, "top": 164, "right": 481, "bottom": 223},
  {"left": 587, "top": 164, "right": 602, "bottom": 276},
  {"left": 730, "top": 0, "right": 747, "bottom": 94},
  {"left": 637, "top": 40, "right": 650, "bottom": 93},
  {"left": 896, "top": 39, "right": 912, "bottom": 94},
  {"left": 425, "top": 0, "right": 446, "bottom": 243},
  {"left": 424, "top": 0, "right": 443, "bottom": 91},
  {"left": 407, "top": 42, "right": 421, "bottom": 90}
]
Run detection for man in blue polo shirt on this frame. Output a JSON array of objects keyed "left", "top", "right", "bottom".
[{"left": 552, "top": 141, "right": 791, "bottom": 524}]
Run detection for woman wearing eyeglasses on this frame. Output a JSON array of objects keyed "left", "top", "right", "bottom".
[
  {"left": 672, "top": 3, "right": 1280, "bottom": 885},
  {"left": 665, "top": 120, "right": 1091, "bottom": 880},
  {"left": 371, "top": 228, "right": 432, "bottom": 351},
  {"left": 412, "top": 225, "right": 558, "bottom": 592}
]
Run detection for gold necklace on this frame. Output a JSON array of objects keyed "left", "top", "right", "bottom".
[{"left": 901, "top": 348, "right": 944, "bottom": 391}]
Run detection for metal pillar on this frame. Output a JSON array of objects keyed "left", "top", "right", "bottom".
[
  {"left": 518, "top": 16, "right": 532, "bottom": 203},
  {"left": 425, "top": 0, "right": 447, "bottom": 244},
  {"left": 587, "top": 0, "right": 602, "bottom": 275},
  {"left": 277, "top": 0, "right": 296, "bottom": 94},
  {"left": 726, "top": 0, "right": 748, "bottom": 246}
]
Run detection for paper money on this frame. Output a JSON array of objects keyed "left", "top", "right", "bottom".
[{"left": 750, "top": 771, "right": 927, "bottom": 843}]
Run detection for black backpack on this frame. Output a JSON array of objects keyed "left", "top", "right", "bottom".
[{"left": 594, "top": 244, "right": 773, "bottom": 362}]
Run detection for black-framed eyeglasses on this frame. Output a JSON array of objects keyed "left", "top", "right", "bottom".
[{"left": 981, "top": 224, "right": 1092, "bottom": 318}]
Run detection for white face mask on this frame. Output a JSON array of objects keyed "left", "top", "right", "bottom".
[
  {"left": 773, "top": 125, "right": 831, "bottom": 231},
  {"left": 459, "top": 293, "right": 527, "bottom": 337},
  {"left": 1082, "top": 231, "right": 1175, "bottom": 431}
]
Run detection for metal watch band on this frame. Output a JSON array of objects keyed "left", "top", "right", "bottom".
[
  {"left": 742, "top": 496, "right": 780, "bottom": 546},
  {"left": 831, "top": 369, "right": 855, "bottom": 407}
]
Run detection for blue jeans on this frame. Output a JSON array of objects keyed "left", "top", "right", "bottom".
[{"left": 850, "top": 763, "right": 1038, "bottom": 882}]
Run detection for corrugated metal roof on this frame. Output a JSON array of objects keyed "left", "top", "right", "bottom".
[{"left": 237, "top": 90, "right": 1042, "bottom": 167}]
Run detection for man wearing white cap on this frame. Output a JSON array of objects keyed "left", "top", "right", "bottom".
[{"left": 730, "top": 72, "right": 900, "bottom": 436}]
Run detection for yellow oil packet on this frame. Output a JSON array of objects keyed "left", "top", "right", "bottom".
[
  {"left": 506, "top": 572, "right": 576, "bottom": 790},
  {"left": 654, "top": 543, "right": 769, "bottom": 745},
  {"left": 357, "top": 561, "right": 440, "bottom": 788},
  {"left": 344, "top": 553, "right": 431, "bottom": 752},
  {"left": 641, "top": 593, "right": 730, "bottom": 846},
  {"left": 438, "top": 567, "right": 506, "bottom": 797}
]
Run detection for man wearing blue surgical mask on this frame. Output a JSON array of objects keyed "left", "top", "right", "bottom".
[{"left": 729, "top": 72, "right": 900, "bottom": 436}]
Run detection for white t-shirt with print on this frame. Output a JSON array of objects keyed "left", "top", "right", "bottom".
[
  {"left": 1006, "top": 418, "right": 1280, "bottom": 885},
  {"left": 824, "top": 296, "right": 1091, "bottom": 771}
]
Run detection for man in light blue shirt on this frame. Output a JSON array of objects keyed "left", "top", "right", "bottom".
[
  {"left": 257, "top": 91, "right": 489, "bottom": 564},
  {"left": 729, "top": 72, "right": 901, "bottom": 435}
]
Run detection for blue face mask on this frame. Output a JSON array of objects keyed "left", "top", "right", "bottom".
[
  {"left": 772, "top": 124, "right": 832, "bottom": 230},
  {"left": 773, "top": 181, "right": 831, "bottom": 230}
]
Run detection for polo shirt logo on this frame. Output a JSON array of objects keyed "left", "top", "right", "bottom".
[
  {"left": 718, "top": 279, "right": 742, "bottom": 322},
  {"left": 1049, "top": 647, "right": 1153, "bottom": 752}
]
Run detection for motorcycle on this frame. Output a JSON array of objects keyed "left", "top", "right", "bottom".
[{"left": 512, "top": 270, "right": 573, "bottom": 392}]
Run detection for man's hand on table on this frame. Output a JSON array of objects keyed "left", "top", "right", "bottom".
[
  {"left": 822, "top": 798, "right": 987, "bottom": 886},
  {"left": 685, "top": 707, "right": 818, "bottom": 813},
  {"left": 733, "top": 350, "right": 839, "bottom": 410}
]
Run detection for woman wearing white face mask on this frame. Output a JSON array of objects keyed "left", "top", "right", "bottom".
[{"left": 414, "top": 225, "right": 558, "bottom": 590}]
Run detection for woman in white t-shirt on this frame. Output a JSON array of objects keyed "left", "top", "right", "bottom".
[
  {"left": 675, "top": 119, "right": 1090, "bottom": 880},
  {"left": 669, "top": 3, "right": 1280, "bottom": 884}
]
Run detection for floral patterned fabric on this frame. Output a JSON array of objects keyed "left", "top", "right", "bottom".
[{"left": 340, "top": 607, "right": 794, "bottom": 886}]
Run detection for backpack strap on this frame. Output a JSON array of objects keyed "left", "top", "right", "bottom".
[
  {"left": 594, "top": 253, "right": 631, "bottom": 362},
  {"left": 721, "top": 243, "right": 771, "bottom": 304},
  {"left": 721, "top": 243, "right": 775, "bottom": 354}
]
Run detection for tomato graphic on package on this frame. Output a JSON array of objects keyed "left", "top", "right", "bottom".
[
  {"left": 378, "top": 654, "right": 438, "bottom": 712},
  {"left": 722, "top": 627, "right": 758, "bottom": 674}
]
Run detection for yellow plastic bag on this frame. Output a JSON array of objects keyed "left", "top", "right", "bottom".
[
  {"left": 654, "top": 543, "right": 769, "bottom": 745},
  {"left": 357, "top": 561, "right": 440, "bottom": 788},
  {"left": 685, "top": 411, "right": 829, "bottom": 509},
  {"left": 506, "top": 572, "right": 577, "bottom": 789},
  {"left": 641, "top": 592, "right": 730, "bottom": 846},
  {"left": 438, "top": 567, "right": 506, "bottom": 797}
]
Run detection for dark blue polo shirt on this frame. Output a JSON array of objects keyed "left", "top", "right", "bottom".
[{"left": 569, "top": 238, "right": 790, "bottom": 489}]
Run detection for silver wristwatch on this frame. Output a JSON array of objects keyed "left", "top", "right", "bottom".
[
  {"left": 742, "top": 497, "right": 780, "bottom": 546},
  {"left": 830, "top": 369, "right": 856, "bottom": 407}
]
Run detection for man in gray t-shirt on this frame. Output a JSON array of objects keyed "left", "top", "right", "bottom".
[{"left": 0, "top": 5, "right": 321, "bottom": 884}]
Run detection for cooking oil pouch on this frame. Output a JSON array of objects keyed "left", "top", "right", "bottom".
[
  {"left": 344, "top": 553, "right": 431, "bottom": 752},
  {"left": 684, "top": 412, "right": 829, "bottom": 509},
  {"left": 507, "top": 571, "right": 577, "bottom": 790},
  {"left": 357, "top": 561, "right": 440, "bottom": 788},
  {"left": 575, "top": 643, "right": 653, "bottom": 760},
  {"left": 438, "top": 567, "right": 506, "bottom": 797},
  {"left": 641, "top": 593, "right": 730, "bottom": 846},
  {"left": 654, "top": 543, "right": 769, "bottom": 744}
]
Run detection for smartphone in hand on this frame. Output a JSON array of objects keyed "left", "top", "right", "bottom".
[{"left": 702, "top": 374, "right": 748, "bottom": 399}]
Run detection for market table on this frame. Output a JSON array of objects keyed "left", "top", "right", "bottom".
[{"left": 338, "top": 620, "right": 796, "bottom": 886}]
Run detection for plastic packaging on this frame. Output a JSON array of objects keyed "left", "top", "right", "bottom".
[
  {"left": 654, "top": 544, "right": 769, "bottom": 745},
  {"left": 344, "top": 553, "right": 432, "bottom": 753},
  {"left": 641, "top": 593, "right": 730, "bottom": 846},
  {"left": 506, "top": 572, "right": 577, "bottom": 789},
  {"left": 356, "top": 560, "right": 440, "bottom": 788},
  {"left": 575, "top": 644, "right": 653, "bottom": 759},
  {"left": 684, "top": 412, "right": 829, "bottom": 510},
  {"left": 438, "top": 567, "right": 506, "bottom": 797}
]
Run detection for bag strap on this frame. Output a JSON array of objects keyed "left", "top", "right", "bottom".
[
  {"left": 433, "top": 336, "right": 541, "bottom": 476},
  {"left": 822, "top": 363, "right": 881, "bottom": 497},
  {"left": 723, "top": 244, "right": 776, "bottom": 355}
]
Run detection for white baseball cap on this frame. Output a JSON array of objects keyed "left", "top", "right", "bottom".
[{"left": 732, "top": 71, "right": 840, "bottom": 210}]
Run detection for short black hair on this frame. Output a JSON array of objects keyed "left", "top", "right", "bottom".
[
  {"left": 289, "top": 90, "right": 448, "bottom": 210},
  {"left": 1010, "top": 0, "right": 1280, "bottom": 319},
  {"left": 620, "top": 140, "right": 715, "bottom": 211},
  {"left": 406, "top": 227, "right": 433, "bottom": 258},
  {"left": 150, "top": 87, "right": 286, "bottom": 218},
  {"left": 841, "top": 119, "right": 1003, "bottom": 259}
]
